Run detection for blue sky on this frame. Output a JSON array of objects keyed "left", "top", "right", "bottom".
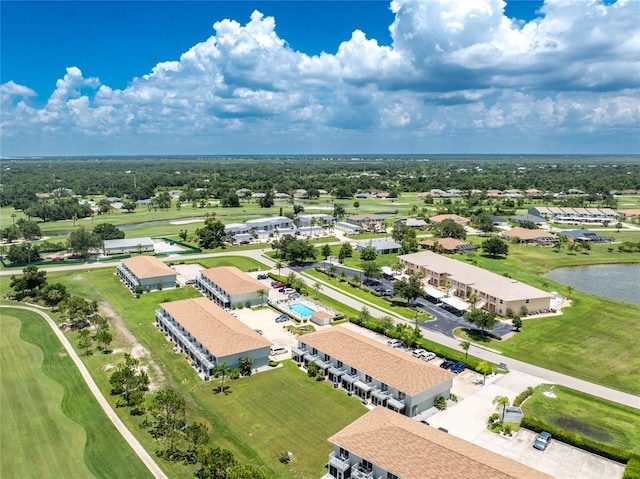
[{"left": 1, "top": 0, "right": 638, "bottom": 156}]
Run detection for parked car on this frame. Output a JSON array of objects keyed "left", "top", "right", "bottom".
[
  {"left": 257, "top": 274, "right": 268, "bottom": 280},
  {"left": 275, "top": 314, "right": 290, "bottom": 323},
  {"left": 273, "top": 282, "right": 285, "bottom": 289},
  {"left": 364, "top": 279, "right": 381, "bottom": 287},
  {"left": 253, "top": 329, "right": 263, "bottom": 335},
  {"left": 270, "top": 345, "right": 287, "bottom": 355},
  {"left": 419, "top": 351, "right": 436, "bottom": 361},
  {"left": 450, "top": 361, "right": 467, "bottom": 373},
  {"left": 412, "top": 348, "right": 428, "bottom": 358},
  {"left": 185, "top": 279, "right": 196, "bottom": 285},
  {"left": 387, "top": 339, "right": 404, "bottom": 348},
  {"left": 440, "top": 360, "right": 455, "bottom": 369},
  {"left": 533, "top": 431, "right": 552, "bottom": 450}
]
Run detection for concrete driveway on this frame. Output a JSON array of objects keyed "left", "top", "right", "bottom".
[
  {"left": 232, "top": 307, "right": 299, "bottom": 360},
  {"left": 426, "top": 371, "right": 625, "bottom": 479}
]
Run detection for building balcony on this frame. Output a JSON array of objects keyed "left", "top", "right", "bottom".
[
  {"left": 351, "top": 463, "right": 374, "bottom": 479},
  {"left": 328, "top": 451, "right": 351, "bottom": 471}
]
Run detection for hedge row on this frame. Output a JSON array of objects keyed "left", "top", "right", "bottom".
[
  {"left": 513, "top": 386, "right": 534, "bottom": 407},
  {"left": 350, "top": 316, "right": 496, "bottom": 373},
  {"left": 521, "top": 416, "right": 632, "bottom": 464}
]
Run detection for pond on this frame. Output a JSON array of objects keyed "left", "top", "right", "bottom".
[{"left": 543, "top": 263, "right": 640, "bottom": 305}]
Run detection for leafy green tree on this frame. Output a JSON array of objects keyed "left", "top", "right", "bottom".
[
  {"left": 472, "top": 213, "right": 496, "bottom": 233},
  {"left": 378, "top": 316, "right": 394, "bottom": 335},
  {"left": 59, "top": 295, "right": 99, "bottom": 329},
  {"left": 258, "top": 190, "right": 274, "bottom": 208},
  {"left": 40, "top": 282, "right": 68, "bottom": 306},
  {"left": 360, "top": 244, "right": 377, "bottom": 261},
  {"left": 122, "top": 201, "right": 137, "bottom": 212},
  {"left": 95, "top": 327, "right": 113, "bottom": 353},
  {"left": 196, "top": 218, "right": 227, "bottom": 249},
  {"left": 392, "top": 223, "right": 409, "bottom": 243},
  {"left": 361, "top": 260, "right": 382, "bottom": 284},
  {"left": 512, "top": 316, "right": 523, "bottom": 332},
  {"left": 400, "top": 229, "right": 419, "bottom": 254},
  {"left": 16, "top": 219, "right": 42, "bottom": 240},
  {"left": 183, "top": 421, "right": 209, "bottom": 464},
  {"left": 338, "top": 242, "right": 352, "bottom": 262},
  {"left": 67, "top": 226, "right": 102, "bottom": 258},
  {"left": 196, "top": 447, "right": 238, "bottom": 479},
  {"left": 151, "top": 388, "right": 186, "bottom": 453},
  {"left": 77, "top": 329, "right": 93, "bottom": 355},
  {"left": 109, "top": 353, "right": 150, "bottom": 407},
  {"left": 321, "top": 244, "right": 332, "bottom": 260},
  {"left": 272, "top": 235, "right": 316, "bottom": 263},
  {"left": 92, "top": 222, "right": 125, "bottom": 240},
  {"left": 432, "top": 219, "right": 467, "bottom": 240},
  {"left": 221, "top": 193, "right": 240, "bottom": 207},
  {"left": 239, "top": 357, "right": 253, "bottom": 377},
  {"left": 6, "top": 243, "right": 41, "bottom": 263},
  {"left": 393, "top": 274, "right": 424, "bottom": 306},
  {"left": 1, "top": 225, "right": 20, "bottom": 243},
  {"left": 464, "top": 308, "right": 497, "bottom": 336},
  {"left": 9, "top": 265, "right": 47, "bottom": 300},
  {"left": 481, "top": 237, "right": 509, "bottom": 258},
  {"left": 292, "top": 204, "right": 304, "bottom": 216}
]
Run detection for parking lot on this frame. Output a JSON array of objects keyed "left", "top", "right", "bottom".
[{"left": 232, "top": 306, "right": 300, "bottom": 360}]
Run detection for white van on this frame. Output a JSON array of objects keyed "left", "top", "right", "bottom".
[{"left": 270, "top": 345, "right": 288, "bottom": 356}]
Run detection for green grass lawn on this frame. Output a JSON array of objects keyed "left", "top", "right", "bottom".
[
  {"left": 41, "top": 268, "right": 367, "bottom": 478},
  {"left": 456, "top": 243, "right": 640, "bottom": 395},
  {"left": 169, "top": 255, "right": 269, "bottom": 271},
  {"left": 522, "top": 384, "right": 640, "bottom": 455},
  {"left": 0, "top": 307, "right": 153, "bottom": 479}
]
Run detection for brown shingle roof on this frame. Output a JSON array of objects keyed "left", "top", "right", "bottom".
[
  {"left": 329, "top": 407, "right": 553, "bottom": 479},
  {"left": 200, "top": 267, "right": 266, "bottom": 295},
  {"left": 160, "top": 297, "right": 270, "bottom": 357},
  {"left": 429, "top": 214, "right": 469, "bottom": 224},
  {"left": 299, "top": 327, "right": 452, "bottom": 395},
  {"left": 121, "top": 256, "right": 176, "bottom": 279}
]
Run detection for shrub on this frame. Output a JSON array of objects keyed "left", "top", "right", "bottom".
[
  {"left": 521, "top": 417, "right": 632, "bottom": 463},
  {"left": 268, "top": 360, "right": 278, "bottom": 367},
  {"left": 513, "top": 386, "right": 534, "bottom": 406},
  {"left": 245, "top": 300, "right": 251, "bottom": 308},
  {"left": 134, "top": 285, "right": 144, "bottom": 295},
  {"left": 229, "top": 368, "right": 241, "bottom": 380},
  {"left": 488, "top": 413, "right": 500, "bottom": 425},
  {"left": 503, "top": 423, "right": 512, "bottom": 436},
  {"left": 434, "top": 396, "right": 447, "bottom": 410},
  {"left": 624, "top": 456, "right": 640, "bottom": 479}
]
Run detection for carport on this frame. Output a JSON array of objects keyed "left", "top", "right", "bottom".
[
  {"left": 424, "top": 286, "right": 445, "bottom": 300},
  {"left": 440, "top": 296, "right": 470, "bottom": 313}
]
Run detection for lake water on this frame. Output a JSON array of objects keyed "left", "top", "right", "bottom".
[{"left": 544, "top": 264, "right": 640, "bottom": 305}]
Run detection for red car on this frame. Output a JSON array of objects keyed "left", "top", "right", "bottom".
[{"left": 272, "top": 282, "right": 285, "bottom": 289}]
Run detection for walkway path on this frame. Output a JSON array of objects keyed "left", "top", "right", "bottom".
[
  {"left": 3, "top": 249, "right": 638, "bottom": 409},
  {"left": 0, "top": 305, "right": 169, "bottom": 479}
]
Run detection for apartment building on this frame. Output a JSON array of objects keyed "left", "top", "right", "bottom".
[
  {"left": 399, "top": 251, "right": 550, "bottom": 316},
  {"left": 324, "top": 407, "right": 553, "bottom": 479},
  {"left": 292, "top": 327, "right": 453, "bottom": 417}
]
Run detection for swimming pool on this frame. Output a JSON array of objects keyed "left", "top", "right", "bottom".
[{"left": 288, "top": 303, "right": 316, "bottom": 317}]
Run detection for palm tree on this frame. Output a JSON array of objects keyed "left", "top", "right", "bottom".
[
  {"left": 214, "top": 362, "right": 231, "bottom": 394},
  {"left": 257, "top": 289, "right": 267, "bottom": 305},
  {"left": 493, "top": 395, "right": 510, "bottom": 424},
  {"left": 313, "top": 282, "right": 322, "bottom": 300},
  {"left": 459, "top": 340, "right": 470, "bottom": 359},
  {"left": 275, "top": 260, "right": 283, "bottom": 277},
  {"left": 566, "top": 286, "right": 574, "bottom": 299},
  {"left": 477, "top": 361, "right": 493, "bottom": 385},
  {"left": 468, "top": 293, "right": 479, "bottom": 309}
]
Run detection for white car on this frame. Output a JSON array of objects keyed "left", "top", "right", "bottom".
[
  {"left": 386, "top": 339, "right": 404, "bottom": 348},
  {"left": 420, "top": 351, "right": 436, "bottom": 361},
  {"left": 412, "top": 348, "right": 428, "bottom": 358}
]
